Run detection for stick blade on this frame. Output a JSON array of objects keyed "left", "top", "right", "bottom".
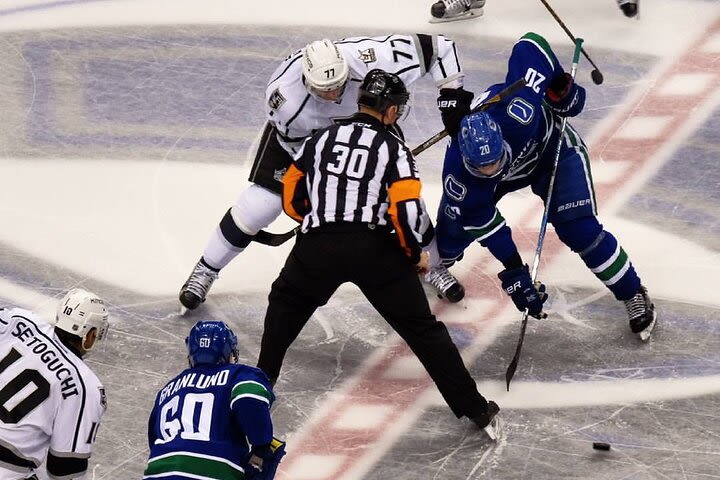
[{"left": 591, "top": 69, "right": 604, "bottom": 85}]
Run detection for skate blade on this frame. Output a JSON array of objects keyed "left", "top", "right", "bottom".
[
  {"left": 428, "top": 9, "right": 483, "bottom": 24},
  {"left": 638, "top": 314, "right": 657, "bottom": 342},
  {"left": 483, "top": 415, "right": 502, "bottom": 441},
  {"left": 179, "top": 306, "right": 189, "bottom": 316}
]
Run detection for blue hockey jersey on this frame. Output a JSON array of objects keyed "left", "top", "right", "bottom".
[
  {"left": 144, "top": 363, "right": 275, "bottom": 480},
  {"left": 439, "top": 32, "right": 586, "bottom": 265}
]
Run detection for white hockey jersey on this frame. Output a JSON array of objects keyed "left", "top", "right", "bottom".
[
  {"left": 0, "top": 308, "right": 106, "bottom": 480},
  {"left": 266, "top": 33, "right": 465, "bottom": 154}
]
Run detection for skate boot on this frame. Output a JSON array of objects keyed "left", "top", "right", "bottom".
[
  {"left": 617, "top": 0, "right": 639, "bottom": 18},
  {"left": 471, "top": 400, "right": 501, "bottom": 440},
  {"left": 429, "top": 0, "right": 485, "bottom": 23},
  {"left": 425, "top": 265, "right": 465, "bottom": 303},
  {"left": 179, "top": 259, "right": 219, "bottom": 310},
  {"left": 623, "top": 285, "right": 656, "bottom": 342}
]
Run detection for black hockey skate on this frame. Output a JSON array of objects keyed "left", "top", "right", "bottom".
[
  {"left": 471, "top": 401, "right": 501, "bottom": 440},
  {"left": 425, "top": 266, "right": 465, "bottom": 303},
  {"left": 624, "top": 285, "right": 656, "bottom": 342},
  {"left": 429, "top": 0, "right": 484, "bottom": 23},
  {"left": 618, "top": 0, "right": 639, "bottom": 18},
  {"left": 179, "top": 259, "right": 219, "bottom": 310}
]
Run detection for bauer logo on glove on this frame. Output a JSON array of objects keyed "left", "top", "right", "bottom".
[{"left": 498, "top": 265, "right": 548, "bottom": 319}]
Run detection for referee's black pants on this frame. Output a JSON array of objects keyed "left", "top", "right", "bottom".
[{"left": 257, "top": 224, "right": 489, "bottom": 419}]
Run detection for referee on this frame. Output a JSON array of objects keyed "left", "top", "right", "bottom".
[{"left": 256, "top": 69, "right": 499, "bottom": 432}]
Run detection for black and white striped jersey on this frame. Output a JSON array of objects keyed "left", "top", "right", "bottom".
[
  {"left": 283, "top": 113, "right": 433, "bottom": 263},
  {"left": 266, "top": 33, "right": 464, "bottom": 155},
  {"left": 0, "top": 308, "right": 105, "bottom": 479}
]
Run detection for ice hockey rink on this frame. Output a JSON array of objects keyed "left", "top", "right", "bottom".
[{"left": 1, "top": 0, "right": 720, "bottom": 478}]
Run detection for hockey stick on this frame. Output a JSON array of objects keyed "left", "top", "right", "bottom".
[
  {"left": 537, "top": 0, "right": 604, "bottom": 85},
  {"left": 253, "top": 227, "right": 299, "bottom": 247},
  {"left": 410, "top": 78, "right": 526, "bottom": 156},
  {"left": 505, "top": 38, "right": 585, "bottom": 391}
]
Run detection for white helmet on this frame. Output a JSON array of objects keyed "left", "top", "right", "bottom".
[
  {"left": 302, "top": 39, "right": 349, "bottom": 94},
  {"left": 55, "top": 288, "right": 109, "bottom": 350}
]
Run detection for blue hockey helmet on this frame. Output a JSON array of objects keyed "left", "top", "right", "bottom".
[
  {"left": 186, "top": 320, "right": 239, "bottom": 367},
  {"left": 458, "top": 111, "right": 507, "bottom": 178}
]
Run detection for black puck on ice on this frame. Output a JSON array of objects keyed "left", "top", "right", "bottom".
[{"left": 592, "top": 442, "right": 611, "bottom": 451}]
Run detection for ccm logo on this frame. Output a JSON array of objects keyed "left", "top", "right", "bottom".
[{"left": 438, "top": 100, "right": 457, "bottom": 108}]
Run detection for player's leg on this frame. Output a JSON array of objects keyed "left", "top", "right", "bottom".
[
  {"left": 537, "top": 127, "right": 655, "bottom": 339},
  {"left": 356, "top": 233, "right": 497, "bottom": 427},
  {"left": 429, "top": 0, "right": 485, "bottom": 23},
  {"left": 179, "top": 124, "right": 290, "bottom": 310}
]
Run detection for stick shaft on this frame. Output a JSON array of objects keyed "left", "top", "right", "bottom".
[{"left": 537, "top": 0, "right": 601, "bottom": 72}]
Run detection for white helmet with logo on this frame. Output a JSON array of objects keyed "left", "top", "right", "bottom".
[
  {"left": 55, "top": 288, "right": 109, "bottom": 350},
  {"left": 302, "top": 39, "right": 349, "bottom": 95}
]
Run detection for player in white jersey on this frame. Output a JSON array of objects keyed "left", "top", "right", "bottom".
[
  {"left": 0, "top": 289, "right": 109, "bottom": 480},
  {"left": 179, "top": 34, "right": 471, "bottom": 310}
]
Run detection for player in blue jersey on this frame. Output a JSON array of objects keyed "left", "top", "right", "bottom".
[
  {"left": 144, "top": 321, "right": 285, "bottom": 480},
  {"left": 433, "top": 32, "right": 656, "bottom": 340}
]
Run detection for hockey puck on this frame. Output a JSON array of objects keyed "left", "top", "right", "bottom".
[{"left": 592, "top": 442, "right": 611, "bottom": 451}]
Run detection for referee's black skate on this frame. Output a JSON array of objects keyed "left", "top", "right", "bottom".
[
  {"left": 179, "top": 259, "right": 219, "bottom": 310},
  {"left": 425, "top": 265, "right": 465, "bottom": 303},
  {"left": 624, "top": 285, "right": 656, "bottom": 342},
  {"left": 471, "top": 401, "right": 500, "bottom": 440}
]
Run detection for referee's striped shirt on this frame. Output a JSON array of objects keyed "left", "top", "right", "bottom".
[{"left": 283, "top": 112, "right": 433, "bottom": 263}]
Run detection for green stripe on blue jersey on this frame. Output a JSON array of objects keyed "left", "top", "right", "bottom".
[
  {"left": 519, "top": 32, "right": 556, "bottom": 70},
  {"left": 464, "top": 209, "right": 506, "bottom": 241},
  {"left": 144, "top": 452, "right": 245, "bottom": 480},
  {"left": 230, "top": 380, "right": 271, "bottom": 407}
]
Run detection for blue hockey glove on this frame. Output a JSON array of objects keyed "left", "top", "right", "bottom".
[
  {"left": 498, "top": 265, "right": 548, "bottom": 319},
  {"left": 247, "top": 438, "right": 286, "bottom": 480},
  {"left": 437, "top": 87, "right": 474, "bottom": 137},
  {"left": 545, "top": 72, "right": 585, "bottom": 117}
]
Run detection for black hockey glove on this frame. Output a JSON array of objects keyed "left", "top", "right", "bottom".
[
  {"left": 545, "top": 72, "right": 586, "bottom": 117},
  {"left": 247, "top": 437, "right": 287, "bottom": 480},
  {"left": 437, "top": 87, "right": 474, "bottom": 137},
  {"left": 498, "top": 265, "right": 548, "bottom": 319}
]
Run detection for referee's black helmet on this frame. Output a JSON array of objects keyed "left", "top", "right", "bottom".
[{"left": 358, "top": 69, "right": 410, "bottom": 115}]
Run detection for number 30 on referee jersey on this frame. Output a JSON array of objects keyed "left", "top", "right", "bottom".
[{"left": 327, "top": 145, "right": 370, "bottom": 179}]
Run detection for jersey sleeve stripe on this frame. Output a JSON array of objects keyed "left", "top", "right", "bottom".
[
  {"left": 0, "top": 442, "right": 38, "bottom": 469},
  {"left": 518, "top": 32, "right": 556, "bottom": 71},
  {"left": 413, "top": 34, "right": 435, "bottom": 76},
  {"left": 230, "top": 381, "right": 271, "bottom": 404}
]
